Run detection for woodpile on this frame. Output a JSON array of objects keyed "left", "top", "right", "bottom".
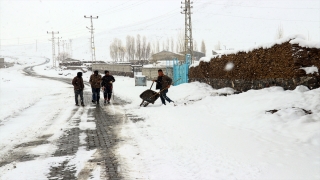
[{"left": 190, "top": 41, "right": 320, "bottom": 81}]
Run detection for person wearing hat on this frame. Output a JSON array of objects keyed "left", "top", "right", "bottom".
[
  {"left": 72, "top": 72, "right": 85, "bottom": 106},
  {"left": 89, "top": 70, "right": 102, "bottom": 104},
  {"left": 101, "top": 70, "right": 115, "bottom": 104}
]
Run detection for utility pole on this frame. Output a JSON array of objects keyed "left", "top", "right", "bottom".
[
  {"left": 181, "top": 0, "right": 193, "bottom": 64},
  {"left": 47, "top": 31, "right": 59, "bottom": 68},
  {"left": 84, "top": 15, "right": 98, "bottom": 64}
]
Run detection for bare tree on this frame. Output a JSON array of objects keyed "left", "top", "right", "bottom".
[
  {"left": 110, "top": 39, "right": 118, "bottom": 61},
  {"left": 275, "top": 24, "right": 284, "bottom": 40},
  {"left": 152, "top": 40, "right": 156, "bottom": 54},
  {"left": 116, "top": 39, "right": 123, "bottom": 61},
  {"left": 119, "top": 46, "right": 126, "bottom": 61},
  {"left": 130, "top": 36, "right": 135, "bottom": 60},
  {"left": 109, "top": 38, "right": 126, "bottom": 61},
  {"left": 176, "top": 30, "right": 184, "bottom": 53},
  {"left": 136, "top": 34, "right": 142, "bottom": 60},
  {"left": 156, "top": 40, "right": 160, "bottom": 53},
  {"left": 142, "top": 36, "right": 147, "bottom": 60},
  {"left": 171, "top": 37, "right": 174, "bottom": 52},
  {"left": 201, "top": 40, "right": 206, "bottom": 55},
  {"left": 193, "top": 40, "right": 198, "bottom": 51},
  {"left": 146, "top": 42, "right": 151, "bottom": 60},
  {"left": 162, "top": 40, "right": 165, "bottom": 51},
  {"left": 166, "top": 38, "right": 170, "bottom": 51},
  {"left": 214, "top": 41, "right": 221, "bottom": 50},
  {"left": 126, "top": 35, "right": 132, "bottom": 61}
]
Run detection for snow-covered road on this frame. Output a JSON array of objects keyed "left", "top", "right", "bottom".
[
  {"left": 0, "top": 55, "right": 319, "bottom": 179},
  {"left": 0, "top": 56, "right": 126, "bottom": 179}
]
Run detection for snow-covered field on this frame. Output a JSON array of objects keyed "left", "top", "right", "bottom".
[
  {"left": 1, "top": 49, "right": 320, "bottom": 179},
  {"left": 112, "top": 76, "right": 320, "bottom": 180}
]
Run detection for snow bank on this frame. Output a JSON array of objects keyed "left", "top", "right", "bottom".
[
  {"left": 300, "top": 66, "right": 319, "bottom": 74},
  {"left": 113, "top": 76, "right": 320, "bottom": 179},
  {"left": 290, "top": 37, "right": 320, "bottom": 49},
  {"left": 114, "top": 77, "right": 320, "bottom": 147}
]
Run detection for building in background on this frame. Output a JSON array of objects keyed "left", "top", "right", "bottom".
[
  {"left": 150, "top": 50, "right": 184, "bottom": 63},
  {"left": 179, "top": 50, "right": 205, "bottom": 61}
]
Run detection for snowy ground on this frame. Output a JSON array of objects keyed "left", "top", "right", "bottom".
[
  {"left": 0, "top": 54, "right": 320, "bottom": 179},
  {"left": 113, "top": 76, "right": 320, "bottom": 180},
  {"left": 0, "top": 56, "right": 99, "bottom": 179}
]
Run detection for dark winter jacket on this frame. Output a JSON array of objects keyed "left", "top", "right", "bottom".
[
  {"left": 156, "top": 75, "right": 172, "bottom": 90},
  {"left": 89, "top": 74, "right": 102, "bottom": 88},
  {"left": 72, "top": 76, "right": 84, "bottom": 90},
  {"left": 101, "top": 75, "right": 115, "bottom": 89}
]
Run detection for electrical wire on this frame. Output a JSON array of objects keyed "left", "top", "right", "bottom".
[{"left": 197, "top": 12, "right": 318, "bottom": 23}]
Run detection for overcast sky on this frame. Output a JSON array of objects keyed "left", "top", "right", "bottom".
[{"left": 0, "top": 0, "right": 319, "bottom": 60}]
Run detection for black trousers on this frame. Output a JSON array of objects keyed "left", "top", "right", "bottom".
[
  {"left": 103, "top": 86, "right": 112, "bottom": 100},
  {"left": 160, "top": 89, "right": 172, "bottom": 105},
  {"left": 74, "top": 89, "right": 83, "bottom": 104}
]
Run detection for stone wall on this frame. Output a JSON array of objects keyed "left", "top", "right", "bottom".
[
  {"left": 92, "top": 63, "right": 134, "bottom": 77},
  {"left": 189, "top": 41, "right": 320, "bottom": 91},
  {"left": 93, "top": 63, "right": 132, "bottom": 73},
  {"left": 106, "top": 71, "right": 134, "bottom": 78}
]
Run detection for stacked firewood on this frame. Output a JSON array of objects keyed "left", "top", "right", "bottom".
[{"left": 189, "top": 42, "right": 320, "bottom": 81}]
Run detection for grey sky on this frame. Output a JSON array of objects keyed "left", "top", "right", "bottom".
[{"left": 1, "top": 0, "right": 319, "bottom": 60}]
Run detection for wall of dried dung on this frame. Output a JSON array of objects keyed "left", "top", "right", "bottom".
[{"left": 189, "top": 41, "right": 320, "bottom": 91}]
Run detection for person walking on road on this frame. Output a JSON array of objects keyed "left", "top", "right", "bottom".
[
  {"left": 72, "top": 72, "right": 85, "bottom": 106},
  {"left": 101, "top": 70, "right": 115, "bottom": 104},
  {"left": 89, "top": 70, "right": 102, "bottom": 104},
  {"left": 153, "top": 69, "right": 174, "bottom": 105}
]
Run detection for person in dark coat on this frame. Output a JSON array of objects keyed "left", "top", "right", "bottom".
[
  {"left": 89, "top": 70, "right": 102, "bottom": 104},
  {"left": 153, "top": 69, "right": 174, "bottom": 105},
  {"left": 101, "top": 70, "right": 115, "bottom": 104},
  {"left": 72, "top": 72, "right": 85, "bottom": 106}
]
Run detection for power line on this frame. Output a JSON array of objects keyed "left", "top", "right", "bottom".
[
  {"left": 197, "top": 12, "right": 319, "bottom": 23},
  {"left": 54, "top": 0, "right": 149, "bottom": 39},
  {"left": 195, "top": 0, "right": 318, "bottom": 10}
]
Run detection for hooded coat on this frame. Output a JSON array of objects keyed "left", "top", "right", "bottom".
[{"left": 72, "top": 72, "right": 84, "bottom": 90}]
